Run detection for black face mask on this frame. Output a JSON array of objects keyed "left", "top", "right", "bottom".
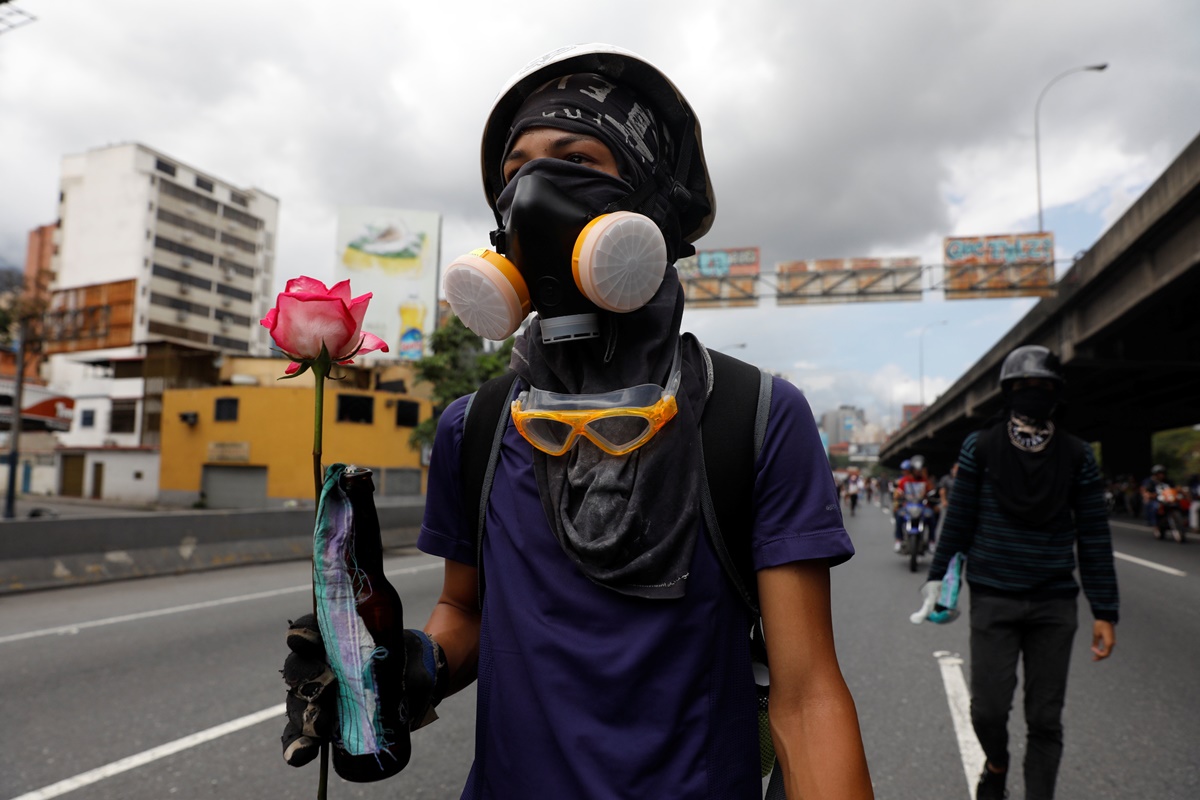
[
  {"left": 1008, "top": 386, "right": 1059, "bottom": 421},
  {"left": 492, "top": 160, "right": 640, "bottom": 338}
]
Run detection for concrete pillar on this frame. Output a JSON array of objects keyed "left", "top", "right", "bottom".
[{"left": 1097, "top": 427, "right": 1153, "bottom": 479}]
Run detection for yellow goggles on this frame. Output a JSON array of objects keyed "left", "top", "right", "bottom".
[{"left": 510, "top": 344, "right": 682, "bottom": 457}]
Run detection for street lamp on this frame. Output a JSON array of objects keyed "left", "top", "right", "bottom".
[
  {"left": 918, "top": 320, "right": 948, "bottom": 407},
  {"left": 1034, "top": 63, "right": 1108, "bottom": 233}
]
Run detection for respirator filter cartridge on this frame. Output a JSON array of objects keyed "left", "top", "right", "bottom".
[
  {"left": 443, "top": 248, "right": 530, "bottom": 341},
  {"left": 572, "top": 212, "right": 667, "bottom": 313}
]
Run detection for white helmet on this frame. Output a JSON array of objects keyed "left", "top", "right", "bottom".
[{"left": 480, "top": 43, "right": 716, "bottom": 245}]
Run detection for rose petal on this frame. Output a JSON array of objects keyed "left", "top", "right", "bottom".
[
  {"left": 358, "top": 332, "right": 389, "bottom": 354},
  {"left": 273, "top": 294, "right": 357, "bottom": 360},
  {"left": 285, "top": 276, "right": 330, "bottom": 295},
  {"left": 335, "top": 332, "right": 389, "bottom": 365},
  {"left": 260, "top": 308, "right": 278, "bottom": 329},
  {"left": 327, "top": 280, "right": 353, "bottom": 304},
  {"left": 284, "top": 361, "right": 303, "bottom": 375}
]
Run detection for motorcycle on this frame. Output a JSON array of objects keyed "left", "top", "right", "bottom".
[
  {"left": 899, "top": 491, "right": 937, "bottom": 572},
  {"left": 1153, "top": 485, "right": 1187, "bottom": 543}
]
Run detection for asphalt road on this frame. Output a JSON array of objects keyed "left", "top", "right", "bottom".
[{"left": 2, "top": 501, "right": 1198, "bottom": 799}]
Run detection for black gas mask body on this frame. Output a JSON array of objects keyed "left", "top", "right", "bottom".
[{"left": 443, "top": 160, "right": 667, "bottom": 343}]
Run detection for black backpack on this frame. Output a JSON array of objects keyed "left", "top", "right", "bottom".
[{"left": 458, "top": 347, "right": 787, "bottom": 797}]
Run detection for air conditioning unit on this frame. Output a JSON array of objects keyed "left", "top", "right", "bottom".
[
  {"left": 181, "top": 233, "right": 192, "bottom": 243},
  {"left": 176, "top": 310, "right": 189, "bottom": 323},
  {"left": 179, "top": 283, "right": 190, "bottom": 295},
  {"left": 180, "top": 258, "right": 191, "bottom": 269},
  {"left": 221, "top": 296, "right": 232, "bottom": 308}
]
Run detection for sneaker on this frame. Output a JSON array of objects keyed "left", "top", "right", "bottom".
[
  {"left": 893, "top": 541, "right": 902, "bottom": 553},
  {"left": 975, "top": 765, "right": 1007, "bottom": 800}
]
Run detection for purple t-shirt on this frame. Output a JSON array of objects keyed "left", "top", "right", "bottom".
[{"left": 418, "top": 375, "right": 852, "bottom": 799}]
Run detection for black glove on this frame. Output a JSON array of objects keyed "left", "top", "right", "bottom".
[
  {"left": 281, "top": 614, "right": 337, "bottom": 768},
  {"left": 280, "top": 614, "right": 449, "bottom": 768},
  {"left": 400, "top": 629, "right": 448, "bottom": 731}
]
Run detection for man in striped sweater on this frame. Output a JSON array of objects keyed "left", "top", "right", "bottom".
[{"left": 922, "top": 345, "right": 1119, "bottom": 800}]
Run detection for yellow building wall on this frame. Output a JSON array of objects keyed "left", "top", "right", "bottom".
[{"left": 160, "top": 384, "right": 431, "bottom": 501}]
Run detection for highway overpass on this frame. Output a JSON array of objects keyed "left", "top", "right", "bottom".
[{"left": 881, "top": 130, "right": 1200, "bottom": 477}]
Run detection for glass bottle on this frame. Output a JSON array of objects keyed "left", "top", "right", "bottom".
[{"left": 314, "top": 464, "right": 411, "bottom": 782}]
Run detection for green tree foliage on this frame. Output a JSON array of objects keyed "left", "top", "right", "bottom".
[
  {"left": 1152, "top": 426, "right": 1200, "bottom": 480},
  {"left": 408, "top": 316, "right": 513, "bottom": 450}
]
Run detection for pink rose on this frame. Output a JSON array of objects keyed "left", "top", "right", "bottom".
[{"left": 260, "top": 276, "right": 389, "bottom": 374}]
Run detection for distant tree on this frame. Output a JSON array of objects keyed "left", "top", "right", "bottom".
[
  {"left": 1152, "top": 426, "right": 1200, "bottom": 480},
  {"left": 408, "top": 316, "right": 514, "bottom": 451},
  {"left": 0, "top": 270, "right": 22, "bottom": 346}
]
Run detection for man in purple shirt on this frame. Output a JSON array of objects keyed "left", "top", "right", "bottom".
[
  {"left": 284, "top": 43, "right": 874, "bottom": 799},
  {"left": 418, "top": 44, "right": 873, "bottom": 800}
]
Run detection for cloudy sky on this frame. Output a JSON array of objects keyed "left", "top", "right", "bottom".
[{"left": 2, "top": 0, "right": 1198, "bottom": 431}]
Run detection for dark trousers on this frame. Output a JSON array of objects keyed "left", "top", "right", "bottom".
[{"left": 969, "top": 592, "right": 1078, "bottom": 800}]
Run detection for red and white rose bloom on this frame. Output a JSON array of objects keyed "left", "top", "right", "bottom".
[{"left": 260, "top": 276, "right": 389, "bottom": 373}]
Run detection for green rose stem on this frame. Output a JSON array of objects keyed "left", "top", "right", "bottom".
[{"left": 310, "top": 353, "right": 331, "bottom": 800}]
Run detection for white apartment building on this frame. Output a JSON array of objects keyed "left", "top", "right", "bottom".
[{"left": 41, "top": 143, "right": 280, "bottom": 501}]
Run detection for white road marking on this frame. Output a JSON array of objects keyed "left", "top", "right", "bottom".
[
  {"left": 7, "top": 704, "right": 287, "bottom": 800},
  {"left": 1113, "top": 551, "right": 1186, "bottom": 577},
  {"left": 934, "top": 650, "right": 985, "bottom": 797},
  {"left": 0, "top": 560, "right": 441, "bottom": 645}
]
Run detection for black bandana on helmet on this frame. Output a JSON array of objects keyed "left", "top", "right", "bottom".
[
  {"left": 501, "top": 73, "right": 688, "bottom": 263},
  {"left": 503, "top": 73, "right": 662, "bottom": 186}
]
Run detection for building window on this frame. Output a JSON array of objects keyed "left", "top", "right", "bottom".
[
  {"left": 216, "top": 283, "right": 253, "bottom": 302},
  {"left": 220, "top": 231, "right": 258, "bottom": 254},
  {"left": 211, "top": 335, "right": 250, "bottom": 352},
  {"left": 229, "top": 192, "right": 249, "bottom": 207},
  {"left": 155, "top": 159, "right": 177, "bottom": 177},
  {"left": 159, "top": 179, "right": 219, "bottom": 213},
  {"left": 158, "top": 208, "right": 217, "bottom": 239},
  {"left": 195, "top": 176, "right": 214, "bottom": 192},
  {"left": 214, "top": 397, "right": 239, "bottom": 421},
  {"left": 221, "top": 205, "right": 263, "bottom": 230},
  {"left": 81, "top": 409, "right": 95, "bottom": 428},
  {"left": 337, "top": 395, "right": 373, "bottom": 424},
  {"left": 394, "top": 400, "right": 420, "bottom": 428},
  {"left": 113, "top": 361, "right": 142, "bottom": 379},
  {"left": 110, "top": 400, "right": 137, "bottom": 433},
  {"left": 154, "top": 235, "right": 215, "bottom": 265}
]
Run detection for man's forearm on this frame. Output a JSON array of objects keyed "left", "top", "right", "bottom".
[
  {"left": 424, "top": 600, "right": 481, "bottom": 697},
  {"left": 771, "top": 681, "right": 874, "bottom": 799}
]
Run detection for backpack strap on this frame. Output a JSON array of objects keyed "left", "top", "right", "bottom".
[
  {"left": 460, "top": 370, "right": 520, "bottom": 608},
  {"left": 699, "top": 349, "right": 773, "bottom": 616}
]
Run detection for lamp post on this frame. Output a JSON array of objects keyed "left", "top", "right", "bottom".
[
  {"left": 4, "top": 317, "right": 27, "bottom": 519},
  {"left": 1035, "top": 63, "right": 1108, "bottom": 233},
  {"left": 918, "top": 320, "right": 948, "bottom": 407}
]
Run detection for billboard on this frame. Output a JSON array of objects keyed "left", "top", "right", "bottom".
[
  {"left": 335, "top": 207, "right": 441, "bottom": 360},
  {"left": 677, "top": 247, "right": 761, "bottom": 307},
  {"left": 943, "top": 233, "right": 1055, "bottom": 300},
  {"left": 775, "top": 257, "right": 923, "bottom": 304}
]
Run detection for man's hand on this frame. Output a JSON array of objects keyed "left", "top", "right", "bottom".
[
  {"left": 909, "top": 580, "right": 942, "bottom": 624},
  {"left": 281, "top": 614, "right": 337, "bottom": 767},
  {"left": 401, "top": 629, "right": 448, "bottom": 731},
  {"left": 1091, "top": 620, "right": 1116, "bottom": 661}
]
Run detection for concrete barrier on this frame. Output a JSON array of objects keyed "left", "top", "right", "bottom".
[{"left": 0, "top": 498, "right": 426, "bottom": 594}]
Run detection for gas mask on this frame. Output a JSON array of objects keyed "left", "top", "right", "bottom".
[{"left": 444, "top": 160, "right": 668, "bottom": 343}]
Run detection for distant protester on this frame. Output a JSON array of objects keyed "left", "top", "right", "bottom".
[{"left": 921, "top": 345, "right": 1118, "bottom": 800}]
